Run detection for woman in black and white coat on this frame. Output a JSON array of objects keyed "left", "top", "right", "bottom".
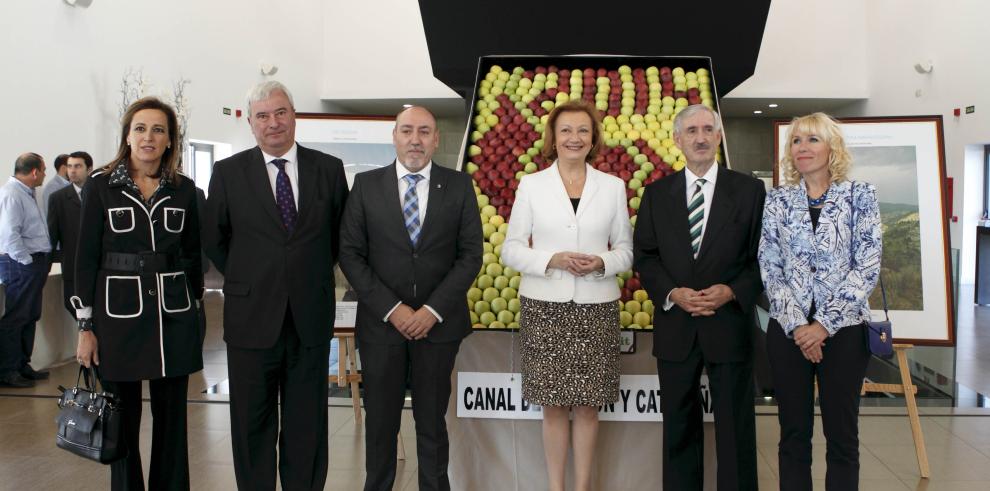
[{"left": 74, "top": 97, "right": 203, "bottom": 491}]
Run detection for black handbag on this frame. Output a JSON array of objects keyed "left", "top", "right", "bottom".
[
  {"left": 849, "top": 181, "right": 894, "bottom": 357},
  {"left": 55, "top": 366, "right": 127, "bottom": 464}
]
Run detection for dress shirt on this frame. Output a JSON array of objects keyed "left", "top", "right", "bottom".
[
  {"left": 664, "top": 162, "right": 719, "bottom": 310},
  {"left": 262, "top": 143, "right": 300, "bottom": 209},
  {"left": 40, "top": 173, "right": 70, "bottom": 218},
  {"left": 383, "top": 160, "right": 442, "bottom": 323},
  {"left": 73, "top": 183, "right": 83, "bottom": 199},
  {"left": 0, "top": 177, "right": 52, "bottom": 265}
]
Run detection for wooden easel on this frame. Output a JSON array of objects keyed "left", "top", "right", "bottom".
[
  {"left": 861, "top": 344, "right": 929, "bottom": 478},
  {"left": 328, "top": 330, "right": 406, "bottom": 460}
]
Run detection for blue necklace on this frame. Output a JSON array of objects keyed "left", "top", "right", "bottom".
[{"left": 807, "top": 188, "right": 829, "bottom": 207}]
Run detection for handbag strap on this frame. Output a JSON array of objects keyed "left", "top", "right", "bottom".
[
  {"left": 849, "top": 181, "right": 890, "bottom": 321},
  {"left": 74, "top": 365, "right": 107, "bottom": 394}
]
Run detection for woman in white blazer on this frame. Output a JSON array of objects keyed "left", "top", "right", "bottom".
[{"left": 501, "top": 100, "right": 633, "bottom": 491}]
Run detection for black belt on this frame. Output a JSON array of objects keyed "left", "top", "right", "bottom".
[{"left": 103, "top": 252, "right": 179, "bottom": 273}]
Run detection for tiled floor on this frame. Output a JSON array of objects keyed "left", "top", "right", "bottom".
[{"left": 3, "top": 291, "right": 990, "bottom": 490}]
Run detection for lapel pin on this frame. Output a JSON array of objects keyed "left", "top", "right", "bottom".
[{"left": 436, "top": 184, "right": 442, "bottom": 189}]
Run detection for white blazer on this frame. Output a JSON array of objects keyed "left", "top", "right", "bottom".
[{"left": 501, "top": 162, "right": 634, "bottom": 303}]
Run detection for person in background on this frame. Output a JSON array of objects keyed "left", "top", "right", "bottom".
[
  {"left": 0, "top": 152, "right": 51, "bottom": 388},
  {"left": 759, "top": 112, "right": 882, "bottom": 491},
  {"left": 74, "top": 97, "right": 204, "bottom": 490},
  {"left": 500, "top": 100, "right": 633, "bottom": 491},
  {"left": 48, "top": 150, "right": 93, "bottom": 316},
  {"left": 40, "top": 153, "right": 70, "bottom": 217},
  {"left": 339, "top": 106, "right": 482, "bottom": 491},
  {"left": 634, "top": 104, "right": 765, "bottom": 491}
]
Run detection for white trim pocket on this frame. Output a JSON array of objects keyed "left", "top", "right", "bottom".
[
  {"left": 159, "top": 272, "right": 191, "bottom": 313},
  {"left": 105, "top": 276, "right": 143, "bottom": 318},
  {"left": 163, "top": 207, "right": 185, "bottom": 233},
  {"left": 108, "top": 207, "right": 135, "bottom": 233}
]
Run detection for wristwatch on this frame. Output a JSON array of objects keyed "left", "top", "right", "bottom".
[{"left": 78, "top": 318, "right": 93, "bottom": 333}]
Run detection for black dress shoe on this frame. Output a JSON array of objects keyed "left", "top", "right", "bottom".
[
  {"left": 20, "top": 366, "right": 49, "bottom": 380},
  {"left": 0, "top": 372, "right": 35, "bottom": 388}
]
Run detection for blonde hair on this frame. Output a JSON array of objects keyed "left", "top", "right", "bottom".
[{"left": 780, "top": 112, "right": 852, "bottom": 185}]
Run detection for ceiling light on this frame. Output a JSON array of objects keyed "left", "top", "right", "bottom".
[
  {"left": 768, "top": 103, "right": 778, "bottom": 108},
  {"left": 753, "top": 110, "right": 763, "bottom": 114},
  {"left": 402, "top": 104, "right": 413, "bottom": 108}
]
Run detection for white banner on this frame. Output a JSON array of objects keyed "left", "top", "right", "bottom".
[{"left": 456, "top": 372, "right": 714, "bottom": 422}]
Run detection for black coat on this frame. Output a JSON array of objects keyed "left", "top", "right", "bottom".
[
  {"left": 633, "top": 166, "right": 765, "bottom": 363},
  {"left": 75, "top": 168, "right": 205, "bottom": 381},
  {"left": 203, "top": 145, "right": 349, "bottom": 349},
  {"left": 48, "top": 183, "right": 82, "bottom": 312},
  {"left": 338, "top": 162, "right": 483, "bottom": 346}
]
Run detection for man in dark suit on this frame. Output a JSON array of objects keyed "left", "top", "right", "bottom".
[
  {"left": 633, "top": 104, "right": 765, "bottom": 491},
  {"left": 47, "top": 150, "right": 92, "bottom": 316},
  {"left": 203, "top": 81, "right": 348, "bottom": 491},
  {"left": 339, "top": 106, "right": 482, "bottom": 491}
]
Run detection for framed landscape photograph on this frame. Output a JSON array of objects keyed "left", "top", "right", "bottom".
[
  {"left": 773, "top": 116, "right": 953, "bottom": 346},
  {"left": 295, "top": 113, "right": 396, "bottom": 188}
]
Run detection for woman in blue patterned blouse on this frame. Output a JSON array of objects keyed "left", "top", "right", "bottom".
[{"left": 758, "top": 112, "right": 882, "bottom": 491}]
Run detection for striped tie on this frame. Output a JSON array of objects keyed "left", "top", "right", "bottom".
[
  {"left": 402, "top": 174, "right": 424, "bottom": 246},
  {"left": 688, "top": 178, "right": 707, "bottom": 257}
]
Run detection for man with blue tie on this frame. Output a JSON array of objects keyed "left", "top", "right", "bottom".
[
  {"left": 204, "top": 81, "right": 349, "bottom": 491},
  {"left": 339, "top": 106, "right": 483, "bottom": 491},
  {"left": 0, "top": 152, "right": 52, "bottom": 387}
]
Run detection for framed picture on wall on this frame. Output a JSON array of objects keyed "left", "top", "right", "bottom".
[
  {"left": 772, "top": 116, "right": 954, "bottom": 346},
  {"left": 295, "top": 112, "right": 397, "bottom": 188}
]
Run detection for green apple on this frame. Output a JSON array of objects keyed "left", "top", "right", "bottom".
[
  {"left": 467, "top": 287, "right": 482, "bottom": 302},
  {"left": 500, "top": 287, "right": 517, "bottom": 300},
  {"left": 497, "top": 310, "right": 514, "bottom": 325},
  {"left": 490, "top": 297, "right": 508, "bottom": 314},
  {"left": 634, "top": 154, "right": 648, "bottom": 165},
  {"left": 477, "top": 194, "right": 489, "bottom": 208},
  {"left": 483, "top": 242, "right": 493, "bottom": 254},
  {"left": 489, "top": 232, "right": 505, "bottom": 246},
  {"left": 475, "top": 301, "right": 491, "bottom": 315},
  {"left": 483, "top": 287, "right": 499, "bottom": 302},
  {"left": 493, "top": 276, "right": 509, "bottom": 291},
  {"left": 486, "top": 263, "right": 503, "bottom": 277},
  {"left": 480, "top": 311, "right": 496, "bottom": 326},
  {"left": 633, "top": 312, "right": 651, "bottom": 326},
  {"left": 628, "top": 179, "right": 642, "bottom": 190},
  {"left": 483, "top": 252, "right": 498, "bottom": 265},
  {"left": 466, "top": 162, "right": 479, "bottom": 174},
  {"left": 489, "top": 321, "right": 505, "bottom": 329},
  {"left": 619, "top": 311, "right": 633, "bottom": 327},
  {"left": 508, "top": 298, "right": 521, "bottom": 313},
  {"left": 628, "top": 323, "right": 642, "bottom": 330},
  {"left": 616, "top": 277, "right": 624, "bottom": 288},
  {"left": 470, "top": 311, "right": 479, "bottom": 325},
  {"left": 629, "top": 196, "right": 641, "bottom": 210},
  {"left": 642, "top": 299, "right": 655, "bottom": 316},
  {"left": 637, "top": 186, "right": 645, "bottom": 198},
  {"left": 630, "top": 215, "right": 637, "bottom": 227},
  {"left": 481, "top": 223, "right": 496, "bottom": 239},
  {"left": 626, "top": 146, "right": 640, "bottom": 156},
  {"left": 633, "top": 170, "right": 647, "bottom": 181},
  {"left": 633, "top": 289, "right": 649, "bottom": 303},
  {"left": 509, "top": 276, "right": 521, "bottom": 289}
]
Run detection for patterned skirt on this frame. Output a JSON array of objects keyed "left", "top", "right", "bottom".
[{"left": 518, "top": 296, "right": 620, "bottom": 407}]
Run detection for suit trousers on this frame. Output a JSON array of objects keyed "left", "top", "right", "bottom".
[
  {"left": 227, "top": 308, "right": 330, "bottom": 491},
  {"left": 103, "top": 375, "right": 190, "bottom": 491},
  {"left": 0, "top": 253, "right": 48, "bottom": 374},
  {"left": 658, "top": 338, "right": 758, "bottom": 491},
  {"left": 359, "top": 337, "right": 461, "bottom": 491},
  {"left": 767, "top": 320, "right": 870, "bottom": 491}
]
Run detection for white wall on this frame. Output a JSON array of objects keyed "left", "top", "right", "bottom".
[
  {"left": 1, "top": 0, "right": 325, "bottom": 177},
  {"left": 839, "top": 0, "right": 990, "bottom": 284},
  {"left": 726, "top": 0, "right": 869, "bottom": 99},
  {"left": 321, "top": 0, "right": 458, "bottom": 99}
]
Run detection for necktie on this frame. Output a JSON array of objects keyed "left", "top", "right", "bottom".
[
  {"left": 271, "top": 158, "right": 298, "bottom": 234},
  {"left": 688, "top": 178, "right": 707, "bottom": 258},
  {"left": 402, "top": 174, "right": 424, "bottom": 246}
]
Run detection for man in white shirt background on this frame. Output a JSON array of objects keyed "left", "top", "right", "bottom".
[{"left": 0, "top": 152, "right": 52, "bottom": 388}]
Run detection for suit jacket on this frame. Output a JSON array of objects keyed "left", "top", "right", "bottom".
[
  {"left": 48, "top": 183, "right": 81, "bottom": 278},
  {"left": 203, "top": 145, "right": 348, "bottom": 349},
  {"left": 758, "top": 179, "right": 882, "bottom": 335},
  {"left": 633, "top": 166, "right": 765, "bottom": 362},
  {"left": 501, "top": 162, "right": 633, "bottom": 303},
  {"left": 338, "top": 162, "right": 483, "bottom": 346}
]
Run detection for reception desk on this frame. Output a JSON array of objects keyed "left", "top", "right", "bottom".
[{"left": 33, "top": 263, "right": 78, "bottom": 369}]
